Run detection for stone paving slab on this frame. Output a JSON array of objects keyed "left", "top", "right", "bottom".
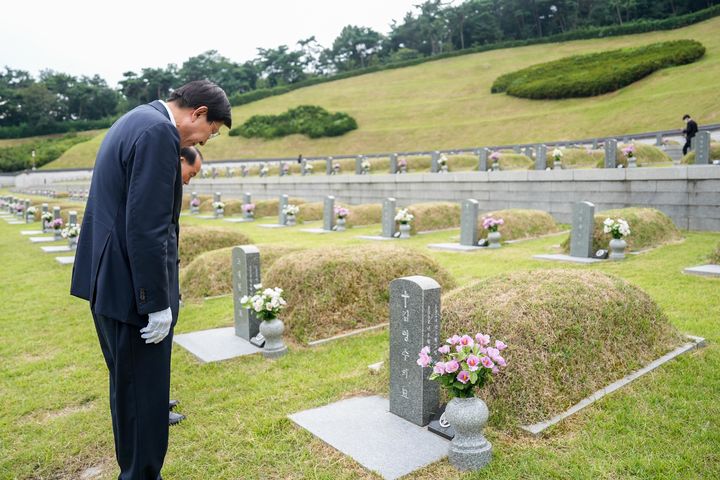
[
  {"left": 356, "top": 235, "right": 395, "bottom": 241},
  {"left": 300, "top": 228, "right": 332, "bottom": 234},
  {"left": 683, "top": 264, "right": 720, "bottom": 277},
  {"left": 289, "top": 395, "right": 448, "bottom": 480},
  {"left": 174, "top": 327, "right": 261, "bottom": 363},
  {"left": 533, "top": 254, "right": 604, "bottom": 264},
  {"left": 42, "top": 245, "right": 72, "bottom": 253},
  {"left": 258, "top": 224, "right": 287, "bottom": 229},
  {"left": 224, "top": 218, "right": 254, "bottom": 223},
  {"left": 7, "top": 220, "right": 25, "bottom": 225},
  {"left": 427, "top": 243, "right": 487, "bottom": 252},
  {"left": 21, "top": 230, "right": 44, "bottom": 235},
  {"left": 29, "top": 236, "right": 57, "bottom": 243},
  {"left": 55, "top": 256, "right": 75, "bottom": 265}
]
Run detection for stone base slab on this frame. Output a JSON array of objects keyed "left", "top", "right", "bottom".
[
  {"left": 21, "top": 230, "right": 44, "bottom": 235},
  {"left": 300, "top": 228, "right": 332, "bottom": 234},
  {"left": 224, "top": 218, "right": 255, "bottom": 223},
  {"left": 533, "top": 254, "right": 604, "bottom": 264},
  {"left": 683, "top": 264, "right": 720, "bottom": 277},
  {"left": 427, "top": 243, "right": 487, "bottom": 252},
  {"left": 356, "top": 235, "right": 395, "bottom": 241},
  {"left": 42, "top": 245, "right": 72, "bottom": 253},
  {"left": 289, "top": 395, "right": 448, "bottom": 480},
  {"left": 174, "top": 326, "right": 261, "bottom": 363},
  {"left": 258, "top": 224, "right": 287, "bottom": 229},
  {"left": 29, "top": 236, "right": 57, "bottom": 243},
  {"left": 55, "top": 256, "right": 75, "bottom": 265}
]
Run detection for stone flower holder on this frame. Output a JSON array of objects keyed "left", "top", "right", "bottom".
[
  {"left": 609, "top": 238, "right": 627, "bottom": 260},
  {"left": 487, "top": 231, "right": 502, "bottom": 249},
  {"left": 26, "top": 213, "right": 35, "bottom": 224},
  {"left": 259, "top": 318, "right": 288, "bottom": 359},
  {"left": 68, "top": 237, "right": 78, "bottom": 250},
  {"left": 399, "top": 222, "right": 411, "bottom": 239},
  {"left": 335, "top": 217, "right": 347, "bottom": 232},
  {"left": 491, "top": 161, "right": 500, "bottom": 172},
  {"left": 398, "top": 165, "right": 407, "bottom": 174},
  {"left": 553, "top": 160, "right": 562, "bottom": 169},
  {"left": 445, "top": 397, "right": 492, "bottom": 471},
  {"left": 244, "top": 210, "right": 255, "bottom": 220},
  {"left": 440, "top": 165, "right": 449, "bottom": 173},
  {"left": 190, "top": 206, "right": 199, "bottom": 215},
  {"left": 214, "top": 208, "right": 224, "bottom": 219},
  {"left": 627, "top": 156, "right": 637, "bottom": 168},
  {"left": 54, "top": 230, "right": 62, "bottom": 241},
  {"left": 286, "top": 214, "right": 296, "bottom": 227}
]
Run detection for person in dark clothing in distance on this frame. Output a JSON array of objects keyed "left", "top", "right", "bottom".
[{"left": 682, "top": 114, "right": 699, "bottom": 155}]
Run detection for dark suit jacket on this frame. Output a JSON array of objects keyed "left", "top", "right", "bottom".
[
  {"left": 71, "top": 101, "right": 182, "bottom": 327},
  {"left": 685, "top": 120, "right": 698, "bottom": 139}
]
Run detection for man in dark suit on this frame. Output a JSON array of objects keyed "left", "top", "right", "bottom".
[
  {"left": 71, "top": 80, "right": 231, "bottom": 479},
  {"left": 682, "top": 114, "right": 699, "bottom": 155}
]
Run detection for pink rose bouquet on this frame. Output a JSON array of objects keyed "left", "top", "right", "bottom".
[
  {"left": 417, "top": 333, "right": 508, "bottom": 398},
  {"left": 482, "top": 216, "right": 504, "bottom": 232}
]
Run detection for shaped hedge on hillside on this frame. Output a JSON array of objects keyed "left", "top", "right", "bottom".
[
  {"left": 229, "top": 105, "right": 357, "bottom": 139},
  {"left": 492, "top": 40, "right": 705, "bottom": 99}
]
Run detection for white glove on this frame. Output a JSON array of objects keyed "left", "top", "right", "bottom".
[{"left": 140, "top": 307, "right": 173, "bottom": 344}]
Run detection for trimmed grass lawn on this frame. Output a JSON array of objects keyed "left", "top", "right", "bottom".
[{"left": 1, "top": 192, "right": 719, "bottom": 479}]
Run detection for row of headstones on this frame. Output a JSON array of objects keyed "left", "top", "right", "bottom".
[
  {"left": 68, "top": 190, "right": 89, "bottom": 201},
  {"left": 12, "top": 189, "right": 58, "bottom": 198},
  {"left": 196, "top": 132, "right": 713, "bottom": 180}
]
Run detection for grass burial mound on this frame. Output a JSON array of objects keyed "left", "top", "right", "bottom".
[
  {"left": 179, "top": 226, "right": 252, "bottom": 265},
  {"left": 407, "top": 202, "right": 461, "bottom": 233},
  {"left": 562, "top": 207, "right": 682, "bottom": 253},
  {"left": 682, "top": 142, "right": 720, "bottom": 164},
  {"left": 253, "top": 197, "right": 307, "bottom": 218},
  {"left": 179, "top": 244, "right": 302, "bottom": 300},
  {"left": 264, "top": 244, "right": 456, "bottom": 343},
  {"left": 296, "top": 202, "right": 323, "bottom": 222},
  {"left": 441, "top": 269, "right": 684, "bottom": 428},
  {"left": 479, "top": 209, "right": 560, "bottom": 241},
  {"left": 491, "top": 151, "right": 534, "bottom": 170},
  {"left": 344, "top": 203, "right": 382, "bottom": 227},
  {"left": 556, "top": 144, "right": 670, "bottom": 169}
]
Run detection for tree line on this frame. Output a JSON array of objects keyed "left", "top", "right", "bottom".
[{"left": 1, "top": 0, "right": 717, "bottom": 138}]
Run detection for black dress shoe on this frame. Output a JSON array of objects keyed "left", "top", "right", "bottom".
[
  {"left": 169, "top": 411, "right": 185, "bottom": 426},
  {"left": 169, "top": 399, "right": 179, "bottom": 410}
]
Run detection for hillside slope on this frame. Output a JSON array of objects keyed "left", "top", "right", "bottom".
[{"left": 46, "top": 16, "right": 720, "bottom": 169}]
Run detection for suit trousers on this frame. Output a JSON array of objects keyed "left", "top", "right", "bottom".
[{"left": 92, "top": 311, "right": 173, "bottom": 480}]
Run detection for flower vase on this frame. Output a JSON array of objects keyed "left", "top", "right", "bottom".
[
  {"left": 215, "top": 209, "right": 224, "bottom": 219},
  {"left": 492, "top": 161, "right": 500, "bottom": 172},
  {"left": 445, "top": 397, "right": 492, "bottom": 471},
  {"left": 26, "top": 214, "right": 34, "bottom": 224},
  {"left": 286, "top": 215, "right": 296, "bottom": 227},
  {"left": 609, "top": 238, "right": 627, "bottom": 260},
  {"left": 259, "top": 318, "right": 288, "bottom": 359},
  {"left": 54, "top": 230, "right": 62, "bottom": 241},
  {"left": 440, "top": 165, "right": 448, "bottom": 173},
  {"left": 336, "top": 217, "right": 346, "bottom": 232},
  {"left": 488, "top": 231, "right": 502, "bottom": 249},
  {"left": 399, "top": 166, "right": 407, "bottom": 174},
  {"left": 68, "top": 237, "right": 77, "bottom": 250},
  {"left": 627, "top": 156, "right": 637, "bottom": 168},
  {"left": 190, "top": 206, "right": 199, "bottom": 215},
  {"left": 553, "top": 160, "right": 562, "bottom": 169},
  {"left": 399, "top": 223, "right": 411, "bottom": 239},
  {"left": 244, "top": 211, "right": 254, "bottom": 220},
  {"left": 42, "top": 222, "right": 49, "bottom": 234}
]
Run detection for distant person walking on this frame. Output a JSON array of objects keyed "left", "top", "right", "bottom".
[
  {"left": 70, "top": 80, "right": 231, "bottom": 479},
  {"left": 682, "top": 114, "right": 699, "bottom": 155}
]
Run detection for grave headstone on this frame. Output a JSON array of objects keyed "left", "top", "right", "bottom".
[
  {"left": 390, "top": 154, "right": 398, "bottom": 174},
  {"left": 570, "top": 201, "right": 595, "bottom": 258},
  {"left": 535, "top": 145, "right": 547, "bottom": 170},
  {"left": 604, "top": 139, "right": 617, "bottom": 168},
  {"left": 53, "top": 206, "right": 61, "bottom": 221},
  {"left": 232, "top": 245, "right": 262, "bottom": 342},
  {"left": 478, "top": 149, "right": 488, "bottom": 171},
  {"left": 42, "top": 203, "right": 48, "bottom": 215},
  {"left": 326, "top": 157, "right": 333, "bottom": 175},
  {"left": 323, "top": 196, "right": 335, "bottom": 231},
  {"left": 655, "top": 133, "right": 663, "bottom": 146},
  {"left": 695, "top": 131, "right": 711, "bottom": 165},
  {"left": 430, "top": 151, "right": 440, "bottom": 173},
  {"left": 524, "top": 146, "right": 533, "bottom": 159},
  {"left": 213, "top": 192, "right": 221, "bottom": 204},
  {"left": 279, "top": 194, "right": 289, "bottom": 225},
  {"left": 592, "top": 138, "right": 599, "bottom": 149},
  {"left": 382, "top": 198, "right": 397, "bottom": 238},
  {"left": 68, "top": 211, "right": 78, "bottom": 226},
  {"left": 460, "top": 199, "right": 479, "bottom": 246},
  {"left": 355, "top": 156, "right": 363, "bottom": 175},
  {"left": 243, "top": 192, "right": 252, "bottom": 205},
  {"left": 389, "top": 275, "right": 441, "bottom": 427},
  {"left": 513, "top": 145, "right": 521, "bottom": 154}
]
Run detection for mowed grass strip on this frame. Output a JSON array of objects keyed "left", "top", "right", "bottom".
[{"left": 1, "top": 193, "right": 719, "bottom": 478}]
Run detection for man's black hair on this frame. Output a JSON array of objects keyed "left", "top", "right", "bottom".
[
  {"left": 683, "top": 114, "right": 691, "bottom": 120},
  {"left": 168, "top": 80, "right": 232, "bottom": 129},
  {"left": 180, "top": 146, "right": 203, "bottom": 166}
]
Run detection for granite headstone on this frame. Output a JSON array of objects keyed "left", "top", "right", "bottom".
[
  {"left": 382, "top": 198, "right": 397, "bottom": 238},
  {"left": 323, "top": 196, "right": 335, "bottom": 231},
  {"left": 460, "top": 199, "right": 480, "bottom": 246},
  {"left": 232, "top": 245, "right": 262, "bottom": 342},
  {"left": 604, "top": 139, "right": 617, "bottom": 169},
  {"left": 570, "top": 201, "right": 595, "bottom": 258}
]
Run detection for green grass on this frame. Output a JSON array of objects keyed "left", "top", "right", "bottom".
[
  {"left": 1, "top": 190, "right": 719, "bottom": 478},
  {"left": 47, "top": 15, "right": 720, "bottom": 169}
]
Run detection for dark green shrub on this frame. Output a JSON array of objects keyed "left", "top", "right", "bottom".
[
  {"left": 0, "top": 134, "right": 93, "bottom": 172},
  {"left": 492, "top": 40, "right": 705, "bottom": 99},
  {"left": 229, "top": 105, "right": 357, "bottom": 139}
]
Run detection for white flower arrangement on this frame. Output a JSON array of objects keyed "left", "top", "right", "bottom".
[
  {"left": 438, "top": 154, "right": 448, "bottom": 166},
  {"left": 361, "top": 159, "right": 371, "bottom": 170},
  {"left": 26, "top": 206, "right": 37, "bottom": 216},
  {"left": 394, "top": 208, "right": 414, "bottom": 224},
  {"left": 552, "top": 148, "right": 563, "bottom": 161},
  {"left": 41, "top": 211, "right": 54, "bottom": 223},
  {"left": 304, "top": 163, "right": 314, "bottom": 171},
  {"left": 212, "top": 201, "right": 225, "bottom": 211},
  {"left": 240, "top": 284, "right": 287, "bottom": 321},
  {"left": 603, "top": 218, "right": 631, "bottom": 239},
  {"left": 61, "top": 225, "right": 80, "bottom": 239},
  {"left": 283, "top": 204, "right": 300, "bottom": 216}
]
